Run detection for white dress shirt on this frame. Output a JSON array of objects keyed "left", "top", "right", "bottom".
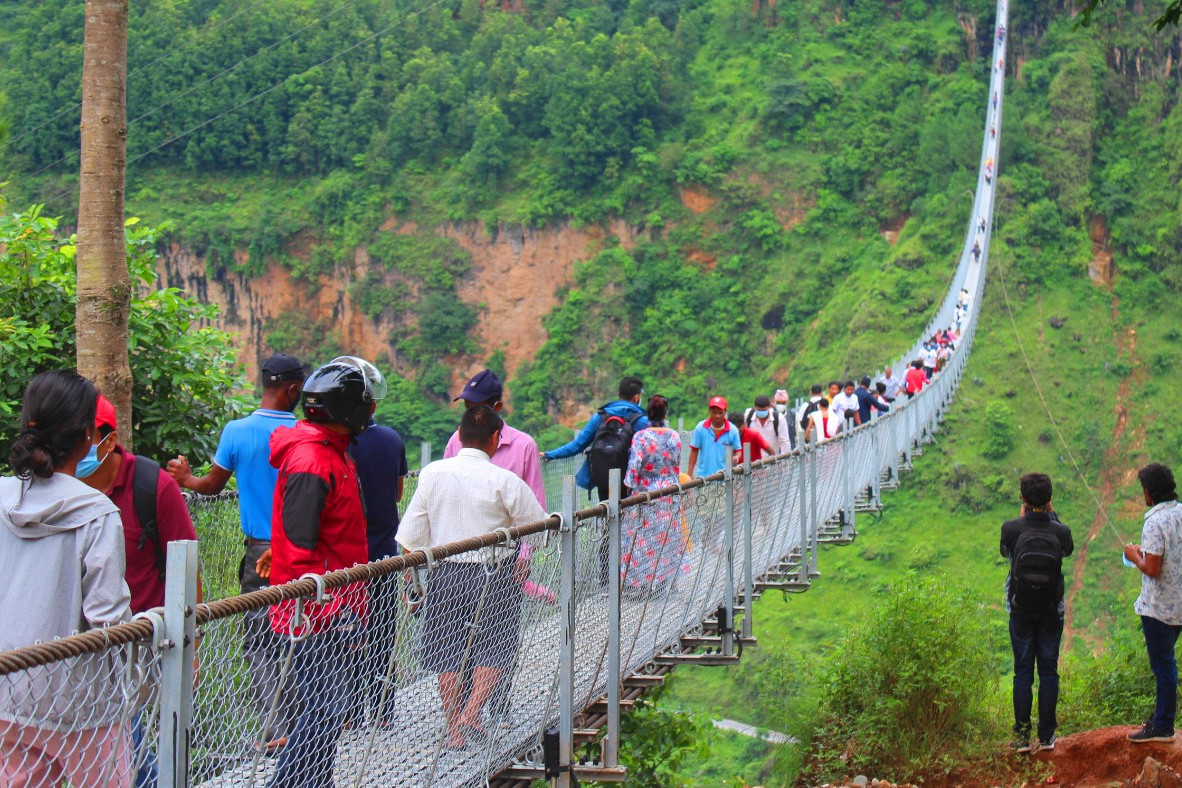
[{"left": 397, "top": 448, "right": 549, "bottom": 563}]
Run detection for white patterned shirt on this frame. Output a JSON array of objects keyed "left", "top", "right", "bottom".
[
  {"left": 396, "top": 448, "right": 549, "bottom": 564},
  {"left": 1136, "top": 500, "right": 1182, "bottom": 625}
]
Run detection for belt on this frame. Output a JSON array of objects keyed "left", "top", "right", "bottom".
[{"left": 244, "top": 538, "right": 271, "bottom": 547}]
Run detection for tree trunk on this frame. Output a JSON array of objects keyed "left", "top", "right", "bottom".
[{"left": 76, "top": 0, "right": 132, "bottom": 448}]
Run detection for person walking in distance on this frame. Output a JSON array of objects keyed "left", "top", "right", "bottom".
[
  {"left": 262, "top": 357, "right": 382, "bottom": 787},
  {"left": 1000, "top": 473, "right": 1073, "bottom": 753},
  {"left": 745, "top": 394, "right": 792, "bottom": 456},
  {"left": 686, "top": 397, "right": 741, "bottom": 478},
  {"left": 1124, "top": 464, "right": 1182, "bottom": 743},
  {"left": 541, "top": 376, "right": 648, "bottom": 503},
  {"left": 166, "top": 353, "right": 308, "bottom": 749},
  {"left": 622, "top": 395, "right": 690, "bottom": 597},
  {"left": 542, "top": 376, "right": 647, "bottom": 586}
]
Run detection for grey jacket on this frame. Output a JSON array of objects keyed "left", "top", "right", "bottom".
[{"left": 0, "top": 473, "right": 132, "bottom": 730}]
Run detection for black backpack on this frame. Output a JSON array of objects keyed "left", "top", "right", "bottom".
[
  {"left": 132, "top": 455, "right": 166, "bottom": 581},
  {"left": 744, "top": 408, "right": 780, "bottom": 437},
  {"left": 586, "top": 408, "right": 643, "bottom": 492},
  {"left": 1009, "top": 528, "right": 1063, "bottom": 612}
]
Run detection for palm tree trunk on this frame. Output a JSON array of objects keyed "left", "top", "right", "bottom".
[{"left": 76, "top": 0, "right": 132, "bottom": 447}]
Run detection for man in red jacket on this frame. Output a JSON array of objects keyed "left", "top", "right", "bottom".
[{"left": 261, "top": 356, "right": 384, "bottom": 788}]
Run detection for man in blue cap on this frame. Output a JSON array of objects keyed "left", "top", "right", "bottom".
[{"left": 444, "top": 369, "right": 544, "bottom": 507}]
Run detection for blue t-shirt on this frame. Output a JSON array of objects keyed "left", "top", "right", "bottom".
[
  {"left": 689, "top": 421, "right": 741, "bottom": 477},
  {"left": 213, "top": 408, "right": 297, "bottom": 540},
  {"left": 350, "top": 420, "right": 408, "bottom": 560}
]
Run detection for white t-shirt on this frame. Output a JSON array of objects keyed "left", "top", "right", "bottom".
[{"left": 831, "top": 392, "right": 858, "bottom": 421}]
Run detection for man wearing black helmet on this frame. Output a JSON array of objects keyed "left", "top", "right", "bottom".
[{"left": 260, "top": 356, "right": 383, "bottom": 788}]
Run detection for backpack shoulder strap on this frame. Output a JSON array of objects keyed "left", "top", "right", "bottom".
[
  {"left": 626, "top": 410, "right": 643, "bottom": 428},
  {"left": 770, "top": 410, "right": 780, "bottom": 436},
  {"left": 132, "top": 455, "right": 166, "bottom": 580}
]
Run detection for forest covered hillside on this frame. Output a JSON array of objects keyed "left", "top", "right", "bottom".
[
  {"left": 2, "top": 0, "right": 1182, "bottom": 780},
  {"left": 2, "top": 0, "right": 1177, "bottom": 452}
]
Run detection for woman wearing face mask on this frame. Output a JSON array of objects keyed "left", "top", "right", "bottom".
[{"left": 0, "top": 371, "right": 133, "bottom": 786}]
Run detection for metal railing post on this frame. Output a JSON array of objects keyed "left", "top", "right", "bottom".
[
  {"left": 722, "top": 450, "right": 736, "bottom": 656},
  {"left": 419, "top": 440, "right": 431, "bottom": 469},
  {"left": 558, "top": 476, "right": 577, "bottom": 788},
  {"left": 808, "top": 446, "right": 819, "bottom": 576},
  {"left": 797, "top": 447, "right": 809, "bottom": 584},
  {"left": 159, "top": 540, "right": 199, "bottom": 788},
  {"left": 605, "top": 469, "right": 622, "bottom": 768},
  {"left": 741, "top": 444, "right": 754, "bottom": 639}
]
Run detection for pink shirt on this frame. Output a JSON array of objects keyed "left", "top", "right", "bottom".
[{"left": 444, "top": 421, "right": 546, "bottom": 508}]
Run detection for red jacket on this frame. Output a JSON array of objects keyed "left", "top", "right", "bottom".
[
  {"left": 267, "top": 420, "right": 368, "bottom": 636},
  {"left": 905, "top": 366, "right": 927, "bottom": 395}
]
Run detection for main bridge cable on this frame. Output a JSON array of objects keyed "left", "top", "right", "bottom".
[
  {"left": 0, "top": 0, "right": 274, "bottom": 155},
  {"left": 33, "top": 0, "right": 452, "bottom": 211},
  {"left": 993, "top": 252, "right": 1127, "bottom": 548},
  {"left": 24, "top": 0, "right": 373, "bottom": 190}
]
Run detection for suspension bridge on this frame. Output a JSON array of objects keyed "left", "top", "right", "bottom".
[{"left": 0, "top": 0, "right": 1007, "bottom": 784}]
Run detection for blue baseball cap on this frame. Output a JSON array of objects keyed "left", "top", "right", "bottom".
[{"left": 455, "top": 369, "right": 503, "bottom": 403}]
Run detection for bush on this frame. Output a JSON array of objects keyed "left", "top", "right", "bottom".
[
  {"left": 1061, "top": 619, "right": 1156, "bottom": 731},
  {"left": 802, "top": 574, "right": 999, "bottom": 783},
  {"left": 983, "top": 401, "right": 1016, "bottom": 460}
]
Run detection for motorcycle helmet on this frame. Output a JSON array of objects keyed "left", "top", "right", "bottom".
[{"left": 301, "top": 356, "right": 386, "bottom": 434}]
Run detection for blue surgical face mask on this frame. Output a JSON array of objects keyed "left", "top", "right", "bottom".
[
  {"left": 755, "top": 409, "right": 770, "bottom": 418},
  {"left": 77, "top": 434, "right": 112, "bottom": 479}
]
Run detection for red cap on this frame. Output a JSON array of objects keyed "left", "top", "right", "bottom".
[
  {"left": 708, "top": 396, "right": 728, "bottom": 411},
  {"left": 95, "top": 394, "right": 117, "bottom": 431}
]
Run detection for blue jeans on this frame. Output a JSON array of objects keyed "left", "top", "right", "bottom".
[
  {"left": 1141, "top": 615, "right": 1182, "bottom": 734},
  {"left": 1009, "top": 611, "right": 1063, "bottom": 741},
  {"left": 130, "top": 709, "right": 158, "bottom": 787},
  {"left": 267, "top": 628, "right": 361, "bottom": 788}
]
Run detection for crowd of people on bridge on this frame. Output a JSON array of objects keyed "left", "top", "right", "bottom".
[{"left": 25, "top": 270, "right": 1182, "bottom": 784}]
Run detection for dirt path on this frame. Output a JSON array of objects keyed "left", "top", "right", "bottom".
[{"left": 1063, "top": 298, "right": 1142, "bottom": 643}]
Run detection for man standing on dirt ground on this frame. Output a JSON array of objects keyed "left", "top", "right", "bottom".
[
  {"left": 166, "top": 352, "right": 308, "bottom": 750},
  {"left": 1124, "top": 463, "right": 1182, "bottom": 744},
  {"left": 1000, "top": 472, "right": 1073, "bottom": 753}
]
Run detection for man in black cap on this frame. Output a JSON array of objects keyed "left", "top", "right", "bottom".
[{"left": 167, "top": 352, "right": 308, "bottom": 749}]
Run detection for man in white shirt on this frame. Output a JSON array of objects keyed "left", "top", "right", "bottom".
[
  {"left": 397, "top": 406, "right": 548, "bottom": 749},
  {"left": 744, "top": 395, "right": 793, "bottom": 456},
  {"left": 878, "top": 366, "right": 903, "bottom": 402},
  {"left": 831, "top": 381, "right": 859, "bottom": 426}
]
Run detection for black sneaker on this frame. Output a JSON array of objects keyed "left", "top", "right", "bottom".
[
  {"left": 1010, "top": 735, "right": 1031, "bottom": 753},
  {"left": 1037, "top": 734, "right": 1056, "bottom": 751},
  {"left": 1128, "top": 724, "right": 1175, "bottom": 743}
]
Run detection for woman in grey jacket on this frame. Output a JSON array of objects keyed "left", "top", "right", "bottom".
[{"left": 0, "top": 370, "right": 133, "bottom": 787}]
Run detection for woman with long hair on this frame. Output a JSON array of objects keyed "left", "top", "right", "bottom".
[{"left": 0, "top": 370, "right": 132, "bottom": 786}]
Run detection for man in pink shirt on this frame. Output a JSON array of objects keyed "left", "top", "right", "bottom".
[{"left": 443, "top": 369, "right": 546, "bottom": 508}]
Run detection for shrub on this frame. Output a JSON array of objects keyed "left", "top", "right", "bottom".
[
  {"left": 802, "top": 574, "right": 999, "bottom": 783},
  {"left": 983, "top": 401, "right": 1015, "bottom": 460}
]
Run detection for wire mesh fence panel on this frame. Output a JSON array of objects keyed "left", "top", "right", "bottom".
[
  {"left": 188, "top": 492, "right": 248, "bottom": 604},
  {"left": 0, "top": 639, "right": 160, "bottom": 788}
]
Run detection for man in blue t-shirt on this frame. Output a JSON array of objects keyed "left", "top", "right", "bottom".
[
  {"left": 167, "top": 352, "right": 308, "bottom": 748},
  {"left": 688, "top": 396, "right": 741, "bottom": 477}
]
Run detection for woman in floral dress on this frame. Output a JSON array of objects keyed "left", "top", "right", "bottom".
[{"left": 622, "top": 395, "right": 691, "bottom": 596}]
